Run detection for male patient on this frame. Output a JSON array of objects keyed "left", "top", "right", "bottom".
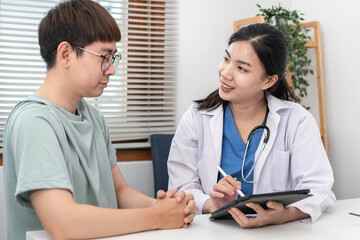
[{"left": 3, "top": 0, "right": 197, "bottom": 239}]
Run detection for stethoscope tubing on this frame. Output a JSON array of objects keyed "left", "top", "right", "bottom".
[
  {"left": 241, "top": 125, "right": 269, "bottom": 183},
  {"left": 240, "top": 104, "right": 270, "bottom": 184}
]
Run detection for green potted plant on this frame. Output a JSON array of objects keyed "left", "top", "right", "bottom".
[{"left": 256, "top": 4, "right": 313, "bottom": 107}]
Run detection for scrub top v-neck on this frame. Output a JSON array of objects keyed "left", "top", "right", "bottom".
[{"left": 220, "top": 103, "right": 264, "bottom": 196}]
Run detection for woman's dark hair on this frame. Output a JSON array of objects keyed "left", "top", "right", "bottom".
[
  {"left": 195, "top": 23, "right": 295, "bottom": 110},
  {"left": 38, "top": 0, "right": 121, "bottom": 69}
]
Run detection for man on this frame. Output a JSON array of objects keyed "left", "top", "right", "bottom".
[{"left": 3, "top": 1, "right": 197, "bottom": 239}]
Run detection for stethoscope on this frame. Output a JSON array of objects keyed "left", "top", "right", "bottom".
[{"left": 240, "top": 106, "right": 270, "bottom": 184}]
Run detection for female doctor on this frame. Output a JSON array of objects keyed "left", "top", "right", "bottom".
[{"left": 167, "top": 23, "right": 336, "bottom": 228}]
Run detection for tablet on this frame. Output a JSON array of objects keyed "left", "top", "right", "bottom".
[{"left": 210, "top": 189, "right": 312, "bottom": 220}]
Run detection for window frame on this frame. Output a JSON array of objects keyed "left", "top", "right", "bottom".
[{"left": 0, "top": 0, "right": 178, "bottom": 159}]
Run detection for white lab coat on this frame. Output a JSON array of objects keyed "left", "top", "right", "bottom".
[{"left": 168, "top": 94, "right": 336, "bottom": 223}]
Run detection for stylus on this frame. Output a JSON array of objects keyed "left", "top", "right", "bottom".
[{"left": 217, "top": 166, "right": 245, "bottom": 197}]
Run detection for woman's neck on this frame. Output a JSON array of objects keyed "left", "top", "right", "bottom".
[
  {"left": 229, "top": 95, "right": 267, "bottom": 123},
  {"left": 229, "top": 95, "right": 268, "bottom": 143}
]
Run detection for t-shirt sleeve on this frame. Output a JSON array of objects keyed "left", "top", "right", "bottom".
[{"left": 10, "top": 108, "right": 74, "bottom": 208}]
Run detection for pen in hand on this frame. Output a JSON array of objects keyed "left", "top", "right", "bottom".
[{"left": 217, "top": 166, "right": 245, "bottom": 197}]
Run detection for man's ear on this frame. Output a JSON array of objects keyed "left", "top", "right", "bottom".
[
  {"left": 262, "top": 74, "right": 279, "bottom": 90},
  {"left": 56, "top": 41, "right": 73, "bottom": 69}
]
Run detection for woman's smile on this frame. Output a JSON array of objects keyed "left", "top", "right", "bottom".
[{"left": 220, "top": 81, "right": 234, "bottom": 92}]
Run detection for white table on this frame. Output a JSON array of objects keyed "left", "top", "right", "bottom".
[{"left": 27, "top": 198, "right": 360, "bottom": 240}]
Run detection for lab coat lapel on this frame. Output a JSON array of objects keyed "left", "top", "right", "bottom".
[
  {"left": 200, "top": 105, "right": 223, "bottom": 166},
  {"left": 253, "top": 95, "right": 285, "bottom": 192},
  {"left": 199, "top": 105, "right": 224, "bottom": 192},
  {"left": 209, "top": 106, "right": 223, "bottom": 166},
  {"left": 254, "top": 111, "right": 280, "bottom": 182}
]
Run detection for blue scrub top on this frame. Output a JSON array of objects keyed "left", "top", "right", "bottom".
[{"left": 220, "top": 103, "right": 264, "bottom": 196}]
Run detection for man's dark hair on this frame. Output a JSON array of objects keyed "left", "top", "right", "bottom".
[{"left": 38, "top": 0, "right": 121, "bottom": 69}]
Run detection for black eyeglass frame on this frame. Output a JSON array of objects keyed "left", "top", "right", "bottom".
[{"left": 75, "top": 46, "right": 122, "bottom": 71}]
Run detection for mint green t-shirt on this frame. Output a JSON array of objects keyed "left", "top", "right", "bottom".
[{"left": 3, "top": 95, "right": 118, "bottom": 240}]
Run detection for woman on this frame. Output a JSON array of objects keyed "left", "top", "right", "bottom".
[{"left": 167, "top": 23, "right": 335, "bottom": 228}]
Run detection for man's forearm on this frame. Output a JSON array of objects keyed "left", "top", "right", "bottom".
[{"left": 116, "top": 185, "right": 156, "bottom": 209}]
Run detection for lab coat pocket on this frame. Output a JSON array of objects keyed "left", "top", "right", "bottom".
[{"left": 270, "top": 149, "right": 290, "bottom": 191}]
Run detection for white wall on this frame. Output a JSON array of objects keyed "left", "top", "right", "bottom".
[
  {"left": 117, "top": 161, "right": 154, "bottom": 197},
  {"left": 292, "top": 0, "right": 360, "bottom": 199},
  {"left": 176, "top": 0, "right": 360, "bottom": 200}
]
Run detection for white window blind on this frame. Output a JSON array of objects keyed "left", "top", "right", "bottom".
[{"left": 0, "top": 0, "right": 178, "bottom": 150}]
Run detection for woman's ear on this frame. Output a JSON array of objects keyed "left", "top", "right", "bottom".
[
  {"left": 262, "top": 74, "right": 279, "bottom": 90},
  {"left": 56, "top": 41, "right": 73, "bottom": 69}
]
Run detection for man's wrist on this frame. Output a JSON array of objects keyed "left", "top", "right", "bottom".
[
  {"left": 151, "top": 198, "right": 158, "bottom": 207},
  {"left": 148, "top": 203, "right": 163, "bottom": 229}
]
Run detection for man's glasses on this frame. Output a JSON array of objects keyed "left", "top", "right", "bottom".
[{"left": 76, "top": 46, "right": 122, "bottom": 71}]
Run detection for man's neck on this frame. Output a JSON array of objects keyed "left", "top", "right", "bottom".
[{"left": 34, "top": 69, "right": 81, "bottom": 114}]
